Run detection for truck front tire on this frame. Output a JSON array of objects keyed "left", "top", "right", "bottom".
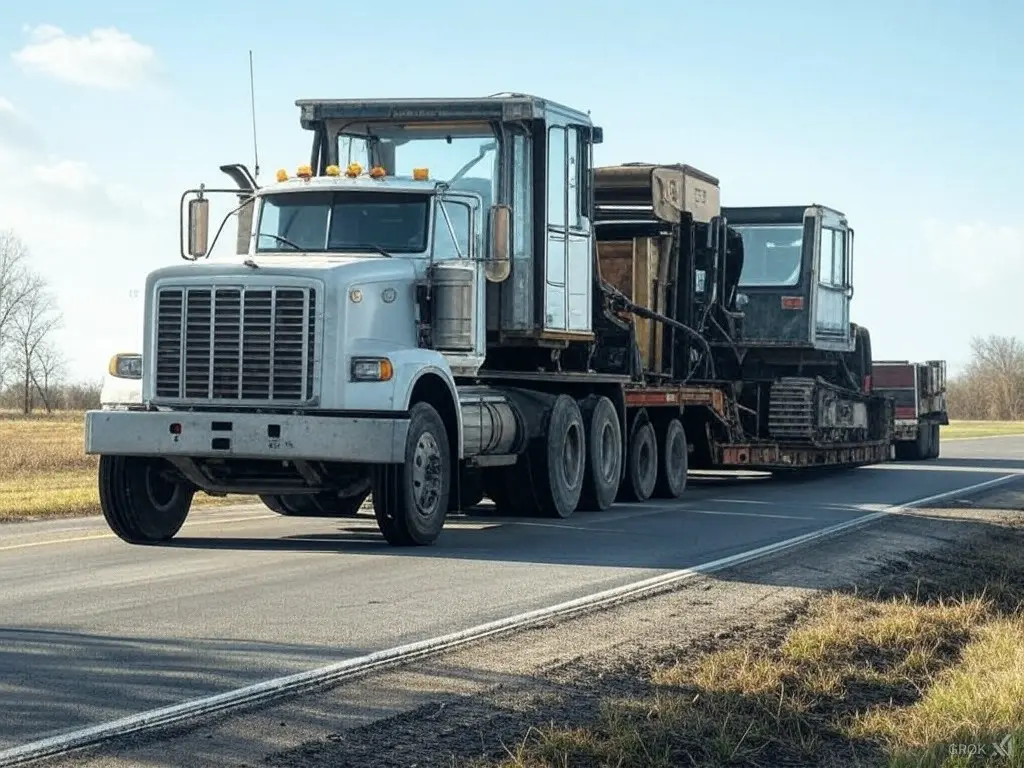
[
  {"left": 98, "top": 455, "right": 195, "bottom": 544},
  {"left": 372, "top": 402, "right": 451, "bottom": 546}
]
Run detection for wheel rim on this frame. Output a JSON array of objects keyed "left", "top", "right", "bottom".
[
  {"left": 638, "top": 434, "right": 653, "bottom": 478},
  {"left": 144, "top": 463, "right": 179, "bottom": 511},
  {"left": 412, "top": 432, "right": 443, "bottom": 518},
  {"left": 669, "top": 430, "right": 685, "bottom": 471},
  {"left": 563, "top": 422, "right": 584, "bottom": 487},
  {"left": 599, "top": 421, "right": 618, "bottom": 482}
]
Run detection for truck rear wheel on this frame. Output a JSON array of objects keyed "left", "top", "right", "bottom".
[
  {"left": 98, "top": 455, "right": 195, "bottom": 544},
  {"left": 620, "top": 420, "right": 658, "bottom": 502},
  {"left": 578, "top": 395, "right": 622, "bottom": 511},
  {"left": 372, "top": 402, "right": 451, "bottom": 546},
  {"left": 532, "top": 394, "right": 586, "bottom": 518},
  {"left": 653, "top": 418, "right": 688, "bottom": 499}
]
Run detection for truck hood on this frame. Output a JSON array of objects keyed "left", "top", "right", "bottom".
[{"left": 146, "top": 253, "right": 418, "bottom": 286}]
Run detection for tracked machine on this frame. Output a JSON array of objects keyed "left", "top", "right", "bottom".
[{"left": 590, "top": 169, "right": 893, "bottom": 471}]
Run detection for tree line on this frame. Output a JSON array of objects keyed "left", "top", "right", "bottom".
[
  {"left": 0, "top": 229, "right": 100, "bottom": 413},
  {"left": 945, "top": 335, "right": 1024, "bottom": 421}
]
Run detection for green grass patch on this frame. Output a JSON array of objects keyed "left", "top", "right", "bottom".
[{"left": 943, "top": 420, "right": 1024, "bottom": 439}]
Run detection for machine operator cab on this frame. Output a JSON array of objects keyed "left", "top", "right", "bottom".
[{"left": 722, "top": 204, "right": 855, "bottom": 353}]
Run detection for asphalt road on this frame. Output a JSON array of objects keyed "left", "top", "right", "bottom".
[{"left": 2, "top": 435, "right": 1023, "bottom": 751}]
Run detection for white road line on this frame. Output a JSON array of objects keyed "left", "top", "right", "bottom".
[
  {"left": 686, "top": 508, "right": 820, "bottom": 521},
  {"left": 0, "top": 472, "right": 1015, "bottom": 767}
]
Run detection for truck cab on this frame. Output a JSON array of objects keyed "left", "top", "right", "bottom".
[{"left": 84, "top": 93, "right": 605, "bottom": 548}]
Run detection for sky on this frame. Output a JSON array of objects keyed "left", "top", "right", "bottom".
[{"left": 0, "top": 0, "right": 1021, "bottom": 382}]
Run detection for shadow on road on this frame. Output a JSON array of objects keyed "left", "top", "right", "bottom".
[
  {"left": 0, "top": 629, "right": 371, "bottom": 749},
  {"left": 155, "top": 456, "right": 1024, "bottom": 572}
]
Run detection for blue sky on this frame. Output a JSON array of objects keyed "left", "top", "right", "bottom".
[{"left": 0, "top": 0, "right": 1021, "bottom": 381}]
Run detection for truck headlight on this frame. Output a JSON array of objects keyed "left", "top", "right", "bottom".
[
  {"left": 351, "top": 357, "right": 393, "bottom": 382},
  {"left": 108, "top": 353, "right": 142, "bottom": 379}
]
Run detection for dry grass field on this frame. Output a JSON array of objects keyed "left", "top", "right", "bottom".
[{"left": 0, "top": 410, "right": 256, "bottom": 521}]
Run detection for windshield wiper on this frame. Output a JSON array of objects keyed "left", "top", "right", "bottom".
[
  {"left": 365, "top": 244, "right": 392, "bottom": 258},
  {"left": 261, "top": 233, "right": 303, "bottom": 250}
]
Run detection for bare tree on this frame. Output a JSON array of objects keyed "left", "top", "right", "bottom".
[
  {"left": 0, "top": 230, "right": 44, "bottom": 390},
  {"left": 947, "top": 334, "right": 1024, "bottom": 420},
  {"left": 30, "top": 340, "right": 66, "bottom": 413},
  {"left": 11, "top": 283, "right": 62, "bottom": 414}
]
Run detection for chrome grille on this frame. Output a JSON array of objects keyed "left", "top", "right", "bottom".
[{"left": 154, "top": 284, "right": 317, "bottom": 403}]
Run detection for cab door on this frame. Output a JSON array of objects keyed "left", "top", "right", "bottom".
[
  {"left": 544, "top": 119, "right": 592, "bottom": 333},
  {"left": 813, "top": 209, "right": 852, "bottom": 349}
]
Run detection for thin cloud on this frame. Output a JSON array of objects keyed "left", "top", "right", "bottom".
[
  {"left": 11, "top": 25, "right": 159, "bottom": 90},
  {"left": 0, "top": 96, "right": 40, "bottom": 150}
]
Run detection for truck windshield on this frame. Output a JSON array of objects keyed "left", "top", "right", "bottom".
[
  {"left": 735, "top": 224, "right": 804, "bottom": 287},
  {"left": 337, "top": 128, "right": 497, "bottom": 208},
  {"left": 256, "top": 191, "right": 430, "bottom": 254}
]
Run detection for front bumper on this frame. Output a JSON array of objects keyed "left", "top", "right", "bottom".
[{"left": 84, "top": 409, "right": 409, "bottom": 464}]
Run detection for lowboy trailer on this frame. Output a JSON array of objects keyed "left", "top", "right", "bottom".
[{"left": 83, "top": 93, "right": 893, "bottom": 547}]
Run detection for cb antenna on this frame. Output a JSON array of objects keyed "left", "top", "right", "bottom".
[{"left": 248, "top": 49, "right": 260, "bottom": 181}]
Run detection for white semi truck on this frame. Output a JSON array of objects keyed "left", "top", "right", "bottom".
[{"left": 83, "top": 93, "right": 894, "bottom": 547}]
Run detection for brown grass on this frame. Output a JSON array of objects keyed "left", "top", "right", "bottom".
[
  {"left": 0, "top": 410, "right": 256, "bottom": 520},
  {"left": 483, "top": 522, "right": 1024, "bottom": 768}
]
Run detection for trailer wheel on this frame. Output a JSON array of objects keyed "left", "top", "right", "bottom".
[
  {"left": 620, "top": 421, "right": 658, "bottom": 502},
  {"left": 929, "top": 423, "right": 941, "bottom": 458},
  {"left": 98, "top": 455, "right": 194, "bottom": 544},
  {"left": 372, "top": 402, "right": 451, "bottom": 546},
  {"left": 578, "top": 396, "right": 622, "bottom": 511},
  {"left": 653, "top": 418, "right": 688, "bottom": 499},
  {"left": 532, "top": 394, "right": 585, "bottom": 518}
]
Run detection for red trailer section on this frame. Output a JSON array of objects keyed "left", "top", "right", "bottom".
[{"left": 871, "top": 360, "right": 948, "bottom": 460}]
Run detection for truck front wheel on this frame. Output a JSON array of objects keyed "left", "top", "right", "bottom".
[
  {"left": 98, "top": 455, "right": 195, "bottom": 544},
  {"left": 372, "top": 402, "right": 451, "bottom": 546}
]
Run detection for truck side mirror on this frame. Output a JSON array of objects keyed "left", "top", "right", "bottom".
[
  {"left": 236, "top": 197, "right": 255, "bottom": 255},
  {"left": 187, "top": 198, "right": 210, "bottom": 258},
  {"left": 486, "top": 204, "right": 511, "bottom": 283}
]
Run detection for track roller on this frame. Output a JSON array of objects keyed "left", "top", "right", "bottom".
[
  {"left": 372, "top": 401, "right": 451, "bottom": 546},
  {"left": 98, "top": 455, "right": 195, "bottom": 544},
  {"left": 653, "top": 417, "right": 688, "bottom": 499},
  {"left": 577, "top": 395, "right": 623, "bottom": 511}
]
